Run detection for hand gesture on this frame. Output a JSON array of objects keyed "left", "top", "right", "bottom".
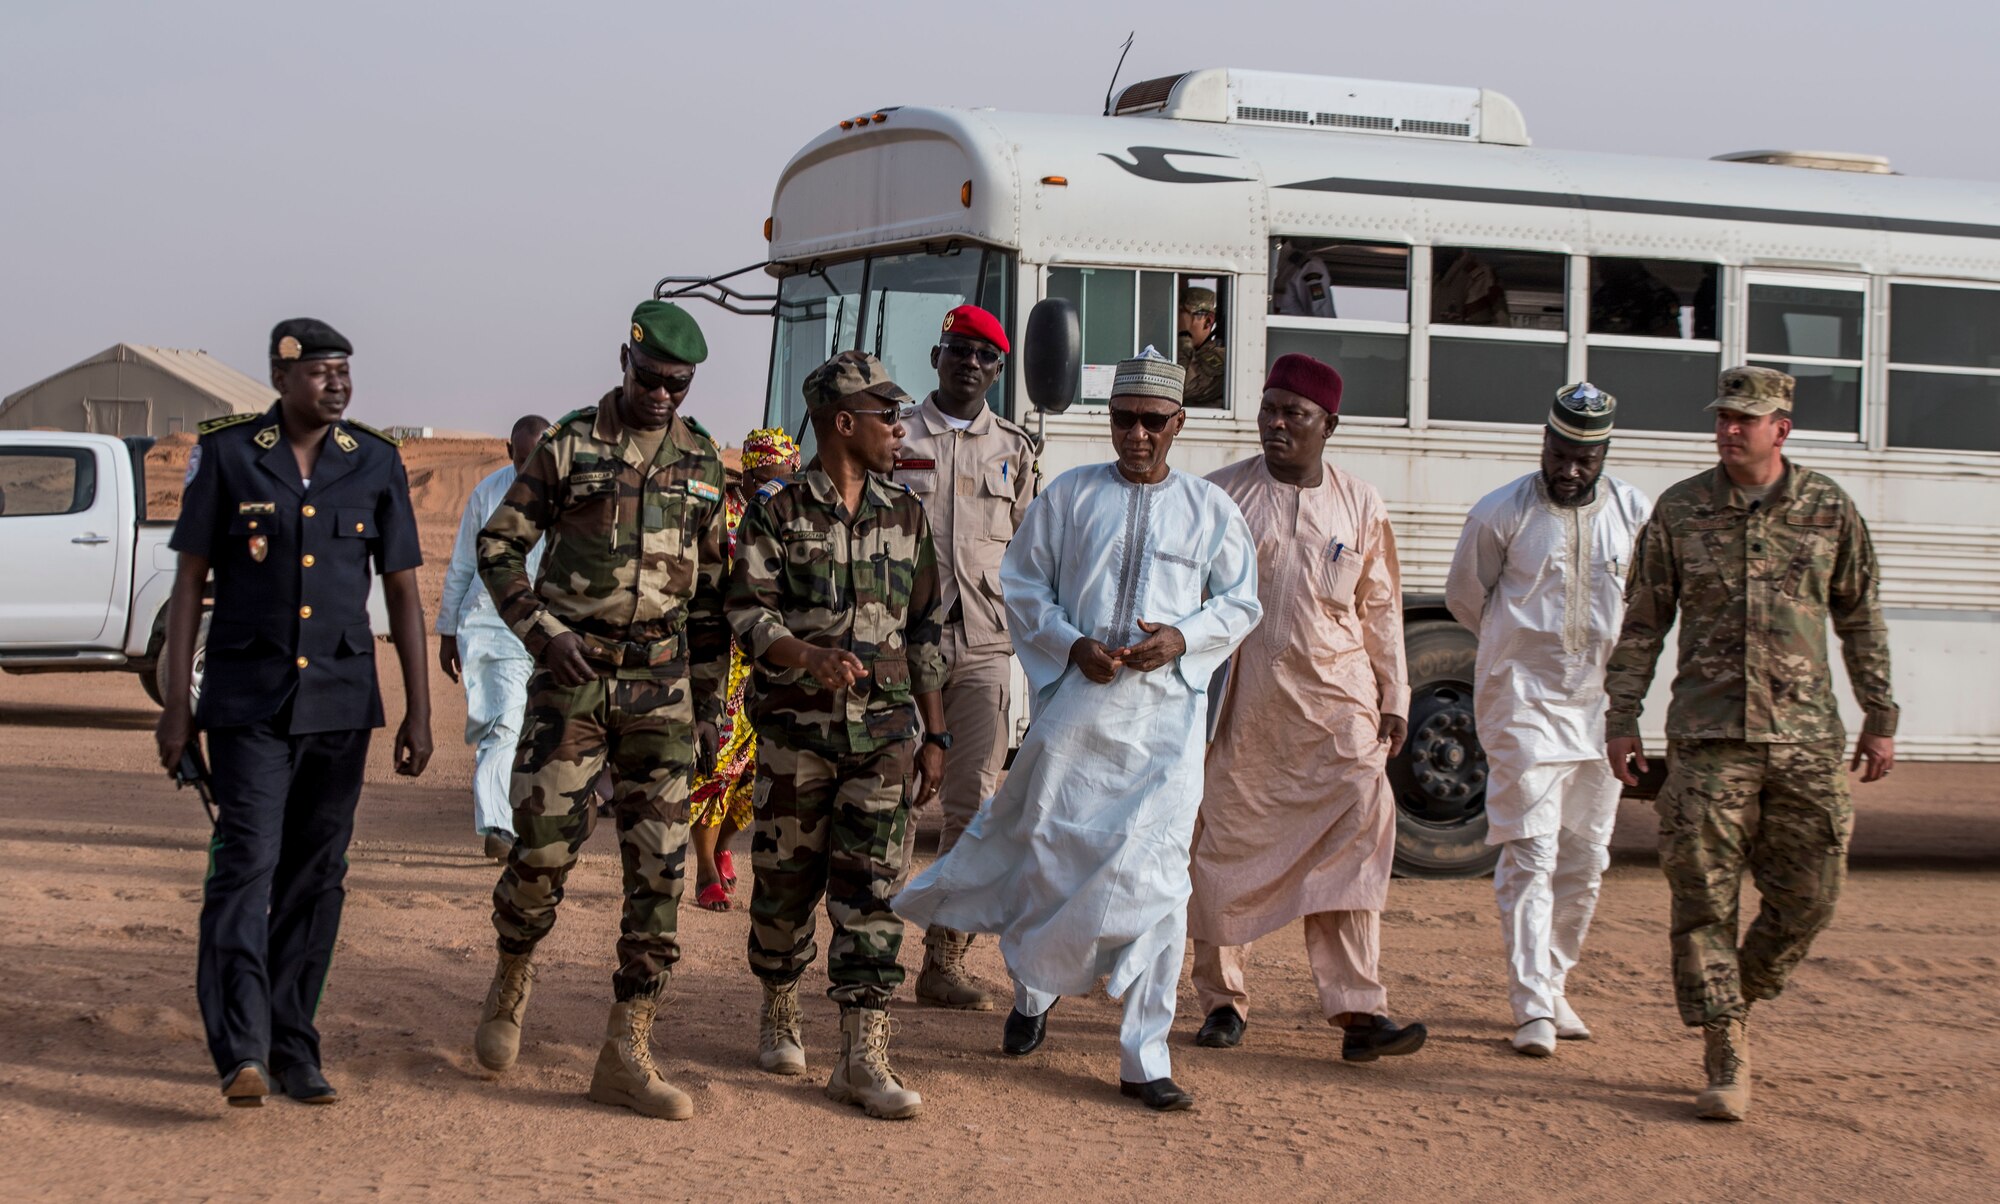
[
  {"left": 804, "top": 647, "right": 869, "bottom": 689},
  {"left": 542, "top": 631, "right": 596, "bottom": 687},
  {"left": 1116, "top": 620, "right": 1185, "bottom": 673},
  {"left": 1069, "top": 637, "right": 1123, "bottom": 684},
  {"left": 1608, "top": 736, "right": 1648, "bottom": 787}
]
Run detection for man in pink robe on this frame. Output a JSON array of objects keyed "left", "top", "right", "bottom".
[{"left": 1188, "top": 354, "right": 1428, "bottom": 1063}]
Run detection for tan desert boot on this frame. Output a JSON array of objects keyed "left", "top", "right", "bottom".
[
  {"left": 1696, "top": 1014, "right": 1751, "bottom": 1121},
  {"left": 758, "top": 979, "right": 807, "bottom": 1076},
  {"left": 916, "top": 927, "right": 994, "bottom": 1011},
  {"left": 587, "top": 995, "right": 694, "bottom": 1120},
  {"left": 825, "top": 1007, "right": 921, "bottom": 1120},
  {"left": 474, "top": 950, "right": 536, "bottom": 1072}
]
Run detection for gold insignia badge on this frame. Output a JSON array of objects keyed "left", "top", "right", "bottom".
[
  {"left": 253, "top": 425, "right": 280, "bottom": 449},
  {"left": 277, "top": 335, "right": 303, "bottom": 360},
  {"left": 632, "top": 322, "right": 645, "bottom": 344},
  {"left": 943, "top": 312, "right": 956, "bottom": 331},
  {"left": 248, "top": 534, "right": 268, "bottom": 563},
  {"left": 333, "top": 428, "right": 358, "bottom": 453}
]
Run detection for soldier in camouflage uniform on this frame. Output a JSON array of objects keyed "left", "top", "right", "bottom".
[
  {"left": 1605, "top": 365, "right": 1898, "bottom": 1123},
  {"left": 470, "top": 300, "right": 730, "bottom": 1122},
  {"left": 727, "top": 350, "right": 948, "bottom": 1120},
  {"left": 1176, "top": 285, "right": 1227, "bottom": 407}
]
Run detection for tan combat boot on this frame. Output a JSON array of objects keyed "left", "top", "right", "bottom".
[
  {"left": 473, "top": 950, "right": 536, "bottom": 1072},
  {"left": 587, "top": 995, "right": 694, "bottom": 1120},
  {"left": 758, "top": 979, "right": 807, "bottom": 1076},
  {"left": 916, "top": 926, "right": 994, "bottom": 1011},
  {"left": 825, "top": 1007, "right": 922, "bottom": 1120},
  {"left": 1695, "top": 1014, "right": 1751, "bottom": 1121}
]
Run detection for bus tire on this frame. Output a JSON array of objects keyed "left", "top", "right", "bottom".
[{"left": 1387, "top": 620, "right": 1498, "bottom": 879}]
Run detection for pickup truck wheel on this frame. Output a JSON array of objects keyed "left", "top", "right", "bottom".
[
  {"left": 1387, "top": 620, "right": 1499, "bottom": 879},
  {"left": 146, "top": 611, "right": 210, "bottom": 711}
]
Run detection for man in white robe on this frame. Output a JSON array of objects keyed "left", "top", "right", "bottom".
[
  {"left": 1190, "top": 354, "right": 1428, "bottom": 1063},
  {"left": 895, "top": 349, "right": 1261, "bottom": 1111},
  {"left": 436, "top": 415, "right": 547, "bottom": 860},
  {"left": 1445, "top": 383, "right": 1651, "bottom": 1055}
]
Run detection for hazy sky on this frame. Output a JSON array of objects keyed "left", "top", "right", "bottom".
[{"left": 4, "top": 0, "right": 1992, "bottom": 439}]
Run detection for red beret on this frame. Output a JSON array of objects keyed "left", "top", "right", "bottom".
[
  {"left": 941, "top": 304, "right": 1009, "bottom": 354},
  {"left": 1265, "top": 353, "right": 1344, "bottom": 414}
]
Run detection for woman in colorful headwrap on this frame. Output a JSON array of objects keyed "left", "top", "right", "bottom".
[{"left": 690, "top": 427, "right": 802, "bottom": 910}]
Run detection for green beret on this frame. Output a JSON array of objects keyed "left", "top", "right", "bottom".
[{"left": 629, "top": 300, "right": 707, "bottom": 365}]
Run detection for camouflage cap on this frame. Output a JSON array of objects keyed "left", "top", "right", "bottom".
[
  {"left": 1180, "top": 286, "right": 1218, "bottom": 314},
  {"left": 630, "top": 299, "right": 708, "bottom": 365},
  {"left": 802, "top": 350, "right": 913, "bottom": 413},
  {"left": 1708, "top": 365, "right": 1795, "bottom": 416}
]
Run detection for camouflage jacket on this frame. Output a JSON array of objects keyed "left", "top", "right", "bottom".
[
  {"left": 1605, "top": 460, "right": 1898, "bottom": 744},
  {"left": 726, "top": 464, "right": 947, "bottom": 755},
  {"left": 477, "top": 391, "right": 729, "bottom": 723},
  {"left": 1177, "top": 330, "right": 1227, "bottom": 407}
]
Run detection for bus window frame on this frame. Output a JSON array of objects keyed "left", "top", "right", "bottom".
[
  {"left": 1038, "top": 262, "right": 1240, "bottom": 419},
  {"left": 1423, "top": 244, "right": 1572, "bottom": 433},
  {"left": 1262, "top": 235, "right": 1415, "bottom": 427},
  {"left": 1884, "top": 274, "right": 2000, "bottom": 455},
  {"left": 1578, "top": 253, "right": 1727, "bottom": 442},
  {"left": 1738, "top": 268, "right": 1869, "bottom": 445}
]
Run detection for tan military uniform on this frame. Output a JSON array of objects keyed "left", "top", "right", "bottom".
[{"left": 892, "top": 395, "right": 1038, "bottom": 852}]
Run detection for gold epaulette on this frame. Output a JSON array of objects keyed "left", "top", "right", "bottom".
[{"left": 197, "top": 412, "right": 259, "bottom": 435}]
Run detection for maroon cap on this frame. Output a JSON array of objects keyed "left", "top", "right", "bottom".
[
  {"left": 940, "top": 304, "right": 1009, "bottom": 354},
  {"left": 1265, "top": 353, "right": 1344, "bottom": 414}
]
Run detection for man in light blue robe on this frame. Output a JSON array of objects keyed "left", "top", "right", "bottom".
[
  {"left": 436, "top": 415, "right": 547, "bottom": 859},
  {"left": 895, "top": 349, "right": 1261, "bottom": 1111}
]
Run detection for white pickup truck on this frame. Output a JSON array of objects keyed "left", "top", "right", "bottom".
[{"left": 0, "top": 430, "right": 386, "bottom": 707}]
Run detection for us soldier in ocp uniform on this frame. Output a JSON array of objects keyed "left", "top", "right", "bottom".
[
  {"left": 1605, "top": 366, "right": 1898, "bottom": 1122},
  {"left": 729, "top": 350, "right": 948, "bottom": 1120},
  {"left": 470, "top": 301, "right": 729, "bottom": 1122},
  {"left": 892, "top": 303, "right": 1036, "bottom": 1011},
  {"left": 154, "top": 318, "right": 433, "bottom": 1108},
  {"left": 1177, "top": 285, "right": 1227, "bottom": 407}
]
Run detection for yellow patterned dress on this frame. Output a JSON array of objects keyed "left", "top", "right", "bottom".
[{"left": 690, "top": 493, "right": 757, "bottom": 830}]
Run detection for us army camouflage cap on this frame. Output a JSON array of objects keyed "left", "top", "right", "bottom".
[
  {"left": 1708, "top": 365, "right": 1795, "bottom": 416},
  {"left": 1180, "top": 286, "right": 1218, "bottom": 314},
  {"left": 802, "top": 350, "right": 914, "bottom": 413}
]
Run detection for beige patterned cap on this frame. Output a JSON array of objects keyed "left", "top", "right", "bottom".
[
  {"left": 1708, "top": 365, "right": 1795, "bottom": 415},
  {"left": 1112, "top": 345, "right": 1186, "bottom": 403}
]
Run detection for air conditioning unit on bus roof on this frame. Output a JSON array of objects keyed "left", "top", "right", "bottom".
[{"left": 1112, "top": 68, "right": 1530, "bottom": 147}]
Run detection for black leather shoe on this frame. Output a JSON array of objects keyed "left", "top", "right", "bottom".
[
  {"left": 1341, "top": 1014, "right": 1429, "bottom": 1063},
  {"left": 1120, "top": 1077, "right": 1194, "bottom": 1111},
  {"left": 221, "top": 1060, "right": 269, "bottom": 1108},
  {"left": 275, "top": 1063, "right": 338, "bottom": 1104},
  {"left": 1002, "top": 999, "right": 1057, "bottom": 1056},
  {"left": 1195, "top": 1006, "right": 1245, "bottom": 1048}
]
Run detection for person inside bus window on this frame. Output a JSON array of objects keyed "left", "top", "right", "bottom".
[
  {"left": 1591, "top": 260, "right": 1684, "bottom": 338},
  {"left": 1178, "top": 286, "right": 1227, "bottom": 406},
  {"left": 1432, "top": 249, "right": 1508, "bottom": 327},
  {"left": 1274, "top": 249, "right": 1338, "bottom": 319}
]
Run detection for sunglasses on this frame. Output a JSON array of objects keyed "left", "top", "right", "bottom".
[
  {"left": 938, "top": 338, "right": 1004, "bottom": 367},
  {"left": 845, "top": 404, "right": 901, "bottom": 424},
  {"left": 1110, "top": 408, "right": 1180, "bottom": 433},
  {"left": 631, "top": 362, "right": 695, "bottom": 395}
]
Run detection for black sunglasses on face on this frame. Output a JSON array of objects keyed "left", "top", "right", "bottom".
[
  {"left": 1110, "top": 408, "right": 1179, "bottom": 433},
  {"left": 631, "top": 362, "right": 695, "bottom": 394},
  {"left": 845, "top": 404, "right": 900, "bottom": 424},
  {"left": 938, "top": 339, "right": 1003, "bottom": 367}
]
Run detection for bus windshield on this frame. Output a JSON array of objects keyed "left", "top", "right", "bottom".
[{"left": 764, "top": 245, "right": 1012, "bottom": 442}]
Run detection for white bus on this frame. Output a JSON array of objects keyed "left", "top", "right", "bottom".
[{"left": 664, "top": 67, "right": 2000, "bottom": 875}]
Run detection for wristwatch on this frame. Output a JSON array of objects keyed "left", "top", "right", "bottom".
[{"left": 922, "top": 731, "right": 954, "bottom": 751}]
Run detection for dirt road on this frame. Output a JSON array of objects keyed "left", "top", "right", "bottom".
[{"left": 3, "top": 658, "right": 1995, "bottom": 1201}]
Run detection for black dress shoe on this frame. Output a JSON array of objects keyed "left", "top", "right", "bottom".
[
  {"left": 1002, "top": 999, "right": 1057, "bottom": 1056},
  {"left": 1341, "top": 1014, "right": 1429, "bottom": 1063},
  {"left": 274, "top": 1063, "right": 339, "bottom": 1104},
  {"left": 1195, "top": 1006, "right": 1245, "bottom": 1048},
  {"left": 1120, "top": 1077, "right": 1194, "bottom": 1111},
  {"left": 221, "top": 1060, "right": 269, "bottom": 1108}
]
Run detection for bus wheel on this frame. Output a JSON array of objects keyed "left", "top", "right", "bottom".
[{"left": 1387, "top": 620, "right": 1497, "bottom": 879}]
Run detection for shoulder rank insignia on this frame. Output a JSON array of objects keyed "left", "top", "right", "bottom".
[
  {"left": 347, "top": 420, "right": 401, "bottom": 447},
  {"left": 253, "top": 425, "right": 281, "bottom": 449},
  {"left": 197, "top": 412, "right": 259, "bottom": 436},
  {"left": 754, "top": 478, "right": 788, "bottom": 504},
  {"left": 681, "top": 415, "right": 717, "bottom": 449},
  {"left": 686, "top": 479, "right": 721, "bottom": 502},
  {"left": 332, "top": 427, "right": 359, "bottom": 453}
]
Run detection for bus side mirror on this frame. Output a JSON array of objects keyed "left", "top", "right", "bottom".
[{"left": 1023, "top": 297, "right": 1081, "bottom": 415}]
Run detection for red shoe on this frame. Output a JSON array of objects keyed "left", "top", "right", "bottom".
[
  {"left": 695, "top": 882, "right": 730, "bottom": 911},
  {"left": 716, "top": 850, "right": 738, "bottom": 890}
]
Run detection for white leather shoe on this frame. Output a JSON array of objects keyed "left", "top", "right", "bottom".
[
  {"left": 1512, "top": 1018, "right": 1557, "bottom": 1057},
  {"left": 1553, "top": 997, "right": 1592, "bottom": 1041}
]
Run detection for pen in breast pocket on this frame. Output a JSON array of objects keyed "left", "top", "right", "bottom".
[
  {"left": 1002, "top": 462, "right": 1007, "bottom": 482},
  {"left": 1332, "top": 541, "right": 1346, "bottom": 562}
]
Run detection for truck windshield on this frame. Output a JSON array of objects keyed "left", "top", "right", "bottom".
[{"left": 764, "top": 245, "right": 1012, "bottom": 446}]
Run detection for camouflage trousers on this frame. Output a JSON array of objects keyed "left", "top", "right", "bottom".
[
  {"left": 747, "top": 737, "right": 913, "bottom": 1008},
  {"left": 491, "top": 671, "right": 695, "bottom": 1001},
  {"left": 1655, "top": 738, "right": 1852, "bottom": 1026}
]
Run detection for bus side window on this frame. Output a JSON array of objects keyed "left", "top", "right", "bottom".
[{"left": 1049, "top": 267, "right": 1232, "bottom": 407}]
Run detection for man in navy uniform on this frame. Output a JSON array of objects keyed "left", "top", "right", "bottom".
[{"left": 154, "top": 318, "right": 434, "bottom": 1107}]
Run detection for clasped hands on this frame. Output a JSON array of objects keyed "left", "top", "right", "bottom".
[{"left": 1070, "top": 620, "right": 1185, "bottom": 683}]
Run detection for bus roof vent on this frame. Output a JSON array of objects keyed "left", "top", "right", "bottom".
[
  {"left": 1110, "top": 68, "right": 1530, "bottom": 146},
  {"left": 1712, "top": 149, "right": 1895, "bottom": 174}
]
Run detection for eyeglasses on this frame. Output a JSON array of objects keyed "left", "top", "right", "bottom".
[
  {"left": 1110, "top": 408, "right": 1180, "bottom": 433},
  {"left": 845, "top": 404, "right": 900, "bottom": 424},
  {"left": 631, "top": 362, "right": 695, "bottom": 395},
  {"left": 937, "top": 338, "right": 1003, "bottom": 367}
]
